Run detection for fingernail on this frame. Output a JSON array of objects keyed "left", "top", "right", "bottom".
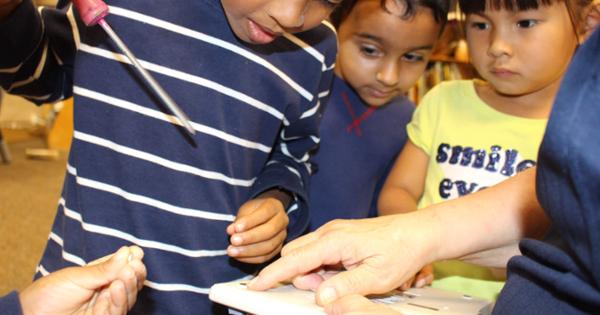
[
  {"left": 319, "top": 287, "right": 337, "bottom": 304},
  {"left": 416, "top": 279, "right": 425, "bottom": 288},
  {"left": 232, "top": 235, "right": 243, "bottom": 245},
  {"left": 236, "top": 223, "right": 245, "bottom": 232},
  {"left": 228, "top": 246, "right": 239, "bottom": 256}
]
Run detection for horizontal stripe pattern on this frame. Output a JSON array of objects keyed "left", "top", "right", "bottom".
[{"left": 4, "top": 0, "right": 338, "bottom": 314}]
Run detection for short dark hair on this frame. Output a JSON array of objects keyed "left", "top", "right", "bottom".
[
  {"left": 330, "top": 0, "right": 450, "bottom": 31},
  {"left": 457, "top": 0, "right": 593, "bottom": 33}
]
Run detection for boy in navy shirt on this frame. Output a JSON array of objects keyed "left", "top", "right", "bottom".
[{"left": 0, "top": 0, "right": 340, "bottom": 313}]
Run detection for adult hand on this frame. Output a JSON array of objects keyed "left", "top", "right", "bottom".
[
  {"left": 250, "top": 169, "right": 545, "bottom": 308},
  {"left": 249, "top": 213, "right": 439, "bottom": 305},
  {"left": 227, "top": 189, "right": 290, "bottom": 263},
  {"left": 19, "top": 246, "right": 146, "bottom": 315}
]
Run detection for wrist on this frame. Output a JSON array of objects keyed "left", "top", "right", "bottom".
[
  {"left": 0, "top": 0, "right": 22, "bottom": 21},
  {"left": 391, "top": 209, "right": 444, "bottom": 265},
  {"left": 258, "top": 188, "right": 292, "bottom": 210}
]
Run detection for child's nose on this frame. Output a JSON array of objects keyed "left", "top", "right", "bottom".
[
  {"left": 269, "top": 0, "right": 306, "bottom": 30},
  {"left": 376, "top": 63, "right": 400, "bottom": 87},
  {"left": 488, "top": 29, "right": 512, "bottom": 58}
]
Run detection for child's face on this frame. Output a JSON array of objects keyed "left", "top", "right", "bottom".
[
  {"left": 334, "top": 0, "right": 441, "bottom": 107},
  {"left": 221, "top": 0, "right": 340, "bottom": 44},
  {"left": 465, "top": 2, "right": 579, "bottom": 97}
]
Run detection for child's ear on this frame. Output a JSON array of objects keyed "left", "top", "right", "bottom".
[{"left": 582, "top": 3, "right": 600, "bottom": 42}]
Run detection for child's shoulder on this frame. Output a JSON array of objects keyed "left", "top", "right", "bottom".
[
  {"left": 422, "top": 80, "right": 475, "bottom": 102},
  {"left": 431, "top": 80, "right": 474, "bottom": 94},
  {"left": 290, "top": 21, "right": 338, "bottom": 64},
  {"left": 417, "top": 80, "right": 477, "bottom": 112}
]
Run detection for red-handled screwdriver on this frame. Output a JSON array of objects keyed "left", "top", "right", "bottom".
[{"left": 73, "top": 0, "right": 196, "bottom": 136}]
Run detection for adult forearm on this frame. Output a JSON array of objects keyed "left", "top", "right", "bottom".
[
  {"left": 459, "top": 243, "right": 521, "bottom": 268},
  {"left": 417, "top": 167, "right": 549, "bottom": 264},
  {"left": 0, "top": 0, "right": 22, "bottom": 21}
]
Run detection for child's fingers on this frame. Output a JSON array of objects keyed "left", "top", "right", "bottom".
[
  {"left": 128, "top": 259, "right": 147, "bottom": 293},
  {"left": 414, "top": 265, "right": 434, "bottom": 288},
  {"left": 91, "top": 289, "right": 110, "bottom": 315},
  {"left": 228, "top": 229, "right": 287, "bottom": 258},
  {"left": 128, "top": 246, "right": 144, "bottom": 261},
  {"left": 228, "top": 201, "right": 273, "bottom": 234},
  {"left": 227, "top": 236, "right": 287, "bottom": 264},
  {"left": 233, "top": 247, "right": 282, "bottom": 264},
  {"left": 230, "top": 209, "right": 288, "bottom": 246},
  {"left": 117, "top": 266, "right": 139, "bottom": 310},
  {"left": 229, "top": 198, "right": 287, "bottom": 234},
  {"left": 415, "top": 273, "right": 434, "bottom": 288},
  {"left": 106, "top": 280, "right": 128, "bottom": 315}
]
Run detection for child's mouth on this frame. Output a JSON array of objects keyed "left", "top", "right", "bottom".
[{"left": 247, "top": 19, "right": 278, "bottom": 44}]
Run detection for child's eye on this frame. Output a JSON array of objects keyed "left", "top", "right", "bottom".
[
  {"left": 402, "top": 53, "right": 425, "bottom": 63},
  {"left": 516, "top": 19, "right": 538, "bottom": 28},
  {"left": 360, "top": 45, "right": 382, "bottom": 57},
  {"left": 320, "top": 0, "right": 343, "bottom": 7},
  {"left": 469, "top": 22, "right": 489, "bottom": 30}
]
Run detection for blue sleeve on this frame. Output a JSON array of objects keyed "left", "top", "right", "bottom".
[
  {"left": 248, "top": 36, "right": 337, "bottom": 240},
  {"left": 249, "top": 67, "right": 335, "bottom": 240},
  {"left": 0, "top": 0, "right": 76, "bottom": 104},
  {"left": 0, "top": 291, "right": 23, "bottom": 315}
]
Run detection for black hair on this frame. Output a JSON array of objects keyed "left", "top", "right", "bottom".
[
  {"left": 457, "top": 0, "right": 593, "bottom": 33},
  {"left": 330, "top": 0, "right": 450, "bottom": 31}
]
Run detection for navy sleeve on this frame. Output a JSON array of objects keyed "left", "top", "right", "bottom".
[
  {"left": 249, "top": 66, "right": 335, "bottom": 240},
  {"left": 0, "top": 0, "right": 76, "bottom": 104},
  {"left": 248, "top": 30, "right": 337, "bottom": 240},
  {"left": 0, "top": 291, "right": 23, "bottom": 315}
]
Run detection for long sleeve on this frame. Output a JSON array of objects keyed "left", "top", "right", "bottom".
[
  {"left": 249, "top": 51, "right": 336, "bottom": 240},
  {"left": 0, "top": 0, "right": 76, "bottom": 104}
]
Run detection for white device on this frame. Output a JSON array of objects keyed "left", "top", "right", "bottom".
[{"left": 209, "top": 280, "right": 493, "bottom": 315}]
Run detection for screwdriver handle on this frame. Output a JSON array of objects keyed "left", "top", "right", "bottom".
[{"left": 72, "top": 0, "right": 108, "bottom": 26}]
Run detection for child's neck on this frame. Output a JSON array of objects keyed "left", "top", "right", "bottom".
[{"left": 474, "top": 79, "right": 562, "bottom": 119}]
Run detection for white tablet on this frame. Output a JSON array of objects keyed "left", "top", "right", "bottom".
[{"left": 209, "top": 280, "right": 493, "bottom": 315}]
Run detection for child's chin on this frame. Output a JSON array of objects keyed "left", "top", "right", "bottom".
[{"left": 362, "top": 97, "right": 393, "bottom": 108}]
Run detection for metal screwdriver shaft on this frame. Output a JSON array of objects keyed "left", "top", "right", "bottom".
[{"left": 73, "top": 0, "right": 196, "bottom": 136}]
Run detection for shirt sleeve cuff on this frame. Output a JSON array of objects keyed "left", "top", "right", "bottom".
[
  {"left": 249, "top": 163, "right": 309, "bottom": 240},
  {"left": 0, "top": 0, "right": 43, "bottom": 68}
]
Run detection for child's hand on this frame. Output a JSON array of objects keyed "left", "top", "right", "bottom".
[
  {"left": 227, "top": 189, "right": 291, "bottom": 264},
  {"left": 19, "top": 246, "right": 146, "bottom": 315},
  {"left": 398, "top": 264, "right": 434, "bottom": 290}
]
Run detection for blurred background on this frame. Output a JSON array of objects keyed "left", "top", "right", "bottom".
[{"left": 0, "top": 0, "right": 68, "bottom": 296}]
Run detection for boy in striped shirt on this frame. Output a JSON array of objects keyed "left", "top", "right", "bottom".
[{"left": 0, "top": 0, "right": 341, "bottom": 313}]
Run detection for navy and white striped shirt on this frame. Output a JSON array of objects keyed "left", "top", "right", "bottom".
[{"left": 0, "top": 1, "right": 337, "bottom": 313}]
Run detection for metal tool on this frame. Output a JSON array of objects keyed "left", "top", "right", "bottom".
[{"left": 73, "top": 0, "right": 196, "bottom": 136}]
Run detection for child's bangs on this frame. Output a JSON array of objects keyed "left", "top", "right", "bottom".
[{"left": 458, "top": 0, "right": 557, "bottom": 14}]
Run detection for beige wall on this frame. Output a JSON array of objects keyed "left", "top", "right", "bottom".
[{"left": 33, "top": 0, "right": 58, "bottom": 6}]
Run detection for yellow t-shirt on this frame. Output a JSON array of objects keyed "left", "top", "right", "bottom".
[{"left": 407, "top": 80, "right": 548, "bottom": 300}]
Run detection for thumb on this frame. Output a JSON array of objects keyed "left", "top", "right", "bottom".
[
  {"left": 73, "top": 246, "right": 131, "bottom": 290},
  {"left": 316, "top": 265, "right": 381, "bottom": 306}
]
